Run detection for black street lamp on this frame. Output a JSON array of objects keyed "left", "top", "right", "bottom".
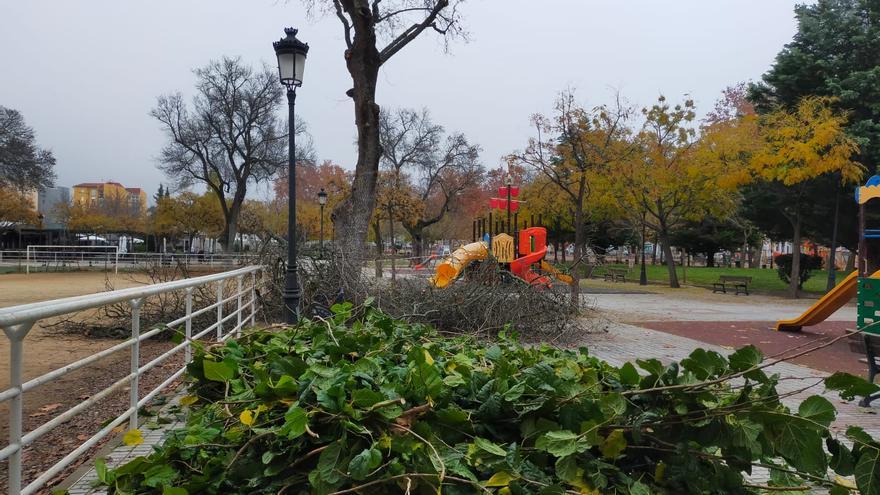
[
  {"left": 273, "top": 27, "right": 309, "bottom": 324},
  {"left": 317, "top": 188, "right": 328, "bottom": 259}
]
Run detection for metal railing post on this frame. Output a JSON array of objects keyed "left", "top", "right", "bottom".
[
  {"left": 184, "top": 287, "right": 193, "bottom": 363},
  {"left": 236, "top": 275, "right": 243, "bottom": 336},
  {"left": 216, "top": 281, "right": 223, "bottom": 339},
  {"left": 250, "top": 271, "right": 257, "bottom": 326},
  {"left": 5, "top": 322, "right": 34, "bottom": 495},
  {"left": 129, "top": 299, "right": 143, "bottom": 430}
]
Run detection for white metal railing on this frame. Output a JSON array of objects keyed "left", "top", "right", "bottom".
[
  {"left": 25, "top": 245, "right": 119, "bottom": 274},
  {"left": 0, "top": 250, "right": 253, "bottom": 273},
  {"left": 0, "top": 265, "right": 263, "bottom": 495}
]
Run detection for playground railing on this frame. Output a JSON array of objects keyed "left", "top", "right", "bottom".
[
  {"left": 0, "top": 250, "right": 254, "bottom": 272},
  {"left": 0, "top": 265, "right": 263, "bottom": 495}
]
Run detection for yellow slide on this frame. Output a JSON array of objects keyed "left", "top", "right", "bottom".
[
  {"left": 429, "top": 242, "right": 488, "bottom": 288},
  {"left": 540, "top": 260, "right": 574, "bottom": 285},
  {"left": 775, "top": 269, "right": 880, "bottom": 331}
]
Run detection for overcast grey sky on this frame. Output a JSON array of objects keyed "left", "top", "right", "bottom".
[{"left": 1, "top": 1, "right": 804, "bottom": 203}]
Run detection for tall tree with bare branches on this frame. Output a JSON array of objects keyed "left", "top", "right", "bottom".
[
  {"left": 151, "top": 57, "right": 310, "bottom": 251},
  {"left": 379, "top": 108, "right": 482, "bottom": 261},
  {"left": 302, "top": 0, "right": 466, "bottom": 264}
]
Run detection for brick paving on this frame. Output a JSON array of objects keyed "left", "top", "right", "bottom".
[{"left": 63, "top": 398, "right": 185, "bottom": 495}]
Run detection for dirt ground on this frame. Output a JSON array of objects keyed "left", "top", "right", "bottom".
[
  {"left": 0, "top": 271, "right": 184, "bottom": 493},
  {"left": 0, "top": 272, "right": 151, "bottom": 390}
]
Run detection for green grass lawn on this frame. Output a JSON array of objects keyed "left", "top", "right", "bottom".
[{"left": 590, "top": 263, "right": 842, "bottom": 295}]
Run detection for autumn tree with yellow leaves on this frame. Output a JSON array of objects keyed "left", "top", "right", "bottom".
[
  {"left": 511, "top": 90, "right": 635, "bottom": 307},
  {"left": 744, "top": 96, "right": 862, "bottom": 297}
]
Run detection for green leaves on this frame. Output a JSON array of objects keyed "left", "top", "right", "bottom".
[
  {"left": 798, "top": 396, "right": 836, "bottom": 427},
  {"left": 535, "top": 430, "right": 591, "bottom": 457},
  {"left": 99, "top": 308, "right": 880, "bottom": 495},
  {"left": 825, "top": 372, "right": 880, "bottom": 401},
  {"left": 348, "top": 447, "right": 382, "bottom": 480},
  {"left": 202, "top": 359, "right": 236, "bottom": 382},
  {"left": 857, "top": 447, "right": 880, "bottom": 495}
]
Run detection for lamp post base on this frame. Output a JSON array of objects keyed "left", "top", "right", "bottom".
[{"left": 282, "top": 268, "right": 301, "bottom": 324}]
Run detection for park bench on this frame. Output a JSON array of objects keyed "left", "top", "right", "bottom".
[
  {"left": 846, "top": 330, "right": 880, "bottom": 407},
  {"left": 604, "top": 268, "right": 627, "bottom": 282},
  {"left": 712, "top": 275, "right": 752, "bottom": 295}
]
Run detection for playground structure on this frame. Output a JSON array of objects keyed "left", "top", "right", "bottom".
[
  {"left": 429, "top": 179, "right": 573, "bottom": 289},
  {"left": 775, "top": 175, "right": 880, "bottom": 332},
  {"left": 774, "top": 175, "right": 880, "bottom": 405},
  {"left": 429, "top": 226, "right": 573, "bottom": 289}
]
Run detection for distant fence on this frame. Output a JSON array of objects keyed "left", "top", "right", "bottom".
[
  {"left": 0, "top": 250, "right": 253, "bottom": 273},
  {"left": 0, "top": 265, "right": 263, "bottom": 495}
]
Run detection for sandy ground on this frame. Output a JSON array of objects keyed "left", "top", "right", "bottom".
[
  {"left": 0, "top": 272, "right": 152, "bottom": 390},
  {"left": 0, "top": 271, "right": 192, "bottom": 492}
]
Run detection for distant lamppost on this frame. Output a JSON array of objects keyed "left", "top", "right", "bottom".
[
  {"left": 273, "top": 27, "right": 309, "bottom": 324},
  {"left": 317, "top": 188, "right": 328, "bottom": 259}
]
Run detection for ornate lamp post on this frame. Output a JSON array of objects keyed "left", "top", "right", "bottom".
[
  {"left": 273, "top": 27, "right": 309, "bottom": 323},
  {"left": 317, "top": 188, "right": 328, "bottom": 259}
]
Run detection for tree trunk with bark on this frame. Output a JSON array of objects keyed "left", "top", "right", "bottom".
[
  {"left": 788, "top": 213, "right": 802, "bottom": 298},
  {"left": 331, "top": 18, "right": 382, "bottom": 267},
  {"left": 659, "top": 223, "right": 680, "bottom": 288},
  {"left": 372, "top": 219, "right": 383, "bottom": 278}
]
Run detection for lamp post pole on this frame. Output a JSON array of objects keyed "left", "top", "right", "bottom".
[
  {"left": 274, "top": 27, "right": 309, "bottom": 324},
  {"left": 283, "top": 87, "right": 300, "bottom": 322},
  {"left": 318, "top": 188, "right": 327, "bottom": 259}
]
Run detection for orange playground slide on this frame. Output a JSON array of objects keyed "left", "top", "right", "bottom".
[{"left": 775, "top": 269, "right": 880, "bottom": 331}]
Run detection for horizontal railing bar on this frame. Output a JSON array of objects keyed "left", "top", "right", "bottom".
[
  {"left": 21, "top": 370, "right": 137, "bottom": 447},
  {"left": 0, "top": 266, "right": 260, "bottom": 328},
  {"left": 0, "top": 322, "right": 179, "bottom": 404},
  {"left": 24, "top": 367, "right": 187, "bottom": 495},
  {"left": 165, "top": 287, "right": 251, "bottom": 329},
  {"left": 20, "top": 407, "right": 135, "bottom": 495}
]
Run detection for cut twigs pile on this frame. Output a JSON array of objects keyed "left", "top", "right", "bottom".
[{"left": 100, "top": 305, "right": 880, "bottom": 494}]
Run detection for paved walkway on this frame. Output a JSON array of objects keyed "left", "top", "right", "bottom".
[{"left": 586, "top": 323, "right": 879, "bottom": 439}]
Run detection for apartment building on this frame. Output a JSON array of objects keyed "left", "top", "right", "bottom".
[{"left": 72, "top": 181, "right": 147, "bottom": 215}]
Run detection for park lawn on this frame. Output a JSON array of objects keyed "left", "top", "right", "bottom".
[{"left": 594, "top": 264, "right": 840, "bottom": 295}]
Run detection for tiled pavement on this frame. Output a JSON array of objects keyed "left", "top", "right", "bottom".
[
  {"left": 64, "top": 398, "right": 185, "bottom": 495},
  {"left": 61, "top": 322, "right": 878, "bottom": 493}
]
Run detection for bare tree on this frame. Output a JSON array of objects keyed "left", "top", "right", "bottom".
[
  {"left": 379, "top": 108, "right": 482, "bottom": 261},
  {"left": 302, "top": 0, "right": 467, "bottom": 264},
  {"left": 512, "top": 90, "right": 634, "bottom": 310},
  {"left": 151, "top": 57, "right": 310, "bottom": 251},
  {"left": 0, "top": 106, "right": 55, "bottom": 191}
]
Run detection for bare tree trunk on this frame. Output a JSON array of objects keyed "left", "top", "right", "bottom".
[
  {"left": 788, "top": 213, "right": 802, "bottom": 299},
  {"left": 372, "top": 219, "right": 383, "bottom": 278},
  {"left": 826, "top": 188, "right": 840, "bottom": 291},
  {"left": 388, "top": 204, "right": 396, "bottom": 282},
  {"left": 846, "top": 250, "right": 856, "bottom": 272},
  {"left": 331, "top": 20, "right": 382, "bottom": 267},
  {"left": 659, "top": 223, "right": 679, "bottom": 288}
]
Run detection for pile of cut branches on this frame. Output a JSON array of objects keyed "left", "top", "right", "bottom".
[{"left": 99, "top": 304, "right": 880, "bottom": 494}]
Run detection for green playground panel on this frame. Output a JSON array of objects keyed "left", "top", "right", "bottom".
[{"left": 858, "top": 278, "right": 880, "bottom": 334}]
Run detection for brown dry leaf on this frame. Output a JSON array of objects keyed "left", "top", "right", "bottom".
[
  {"left": 39, "top": 403, "right": 62, "bottom": 412},
  {"left": 77, "top": 434, "right": 90, "bottom": 441}
]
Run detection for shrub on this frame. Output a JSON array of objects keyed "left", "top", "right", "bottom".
[
  {"left": 775, "top": 253, "right": 823, "bottom": 289},
  {"left": 99, "top": 305, "right": 879, "bottom": 494}
]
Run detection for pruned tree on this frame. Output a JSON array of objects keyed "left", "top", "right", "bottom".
[
  {"left": 512, "top": 90, "right": 634, "bottom": 308},
  {"left": 0, "top": 106, "right": 55, "bottom": 191},
  {"left": 151, "top": 57, "right": 310, "bottom": 251},
  {"left": 379, "top": 108, "right": 482, "bottom": 261},
  {"left": 302, "top": 0, "right": 467, "bottom": 265}
]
